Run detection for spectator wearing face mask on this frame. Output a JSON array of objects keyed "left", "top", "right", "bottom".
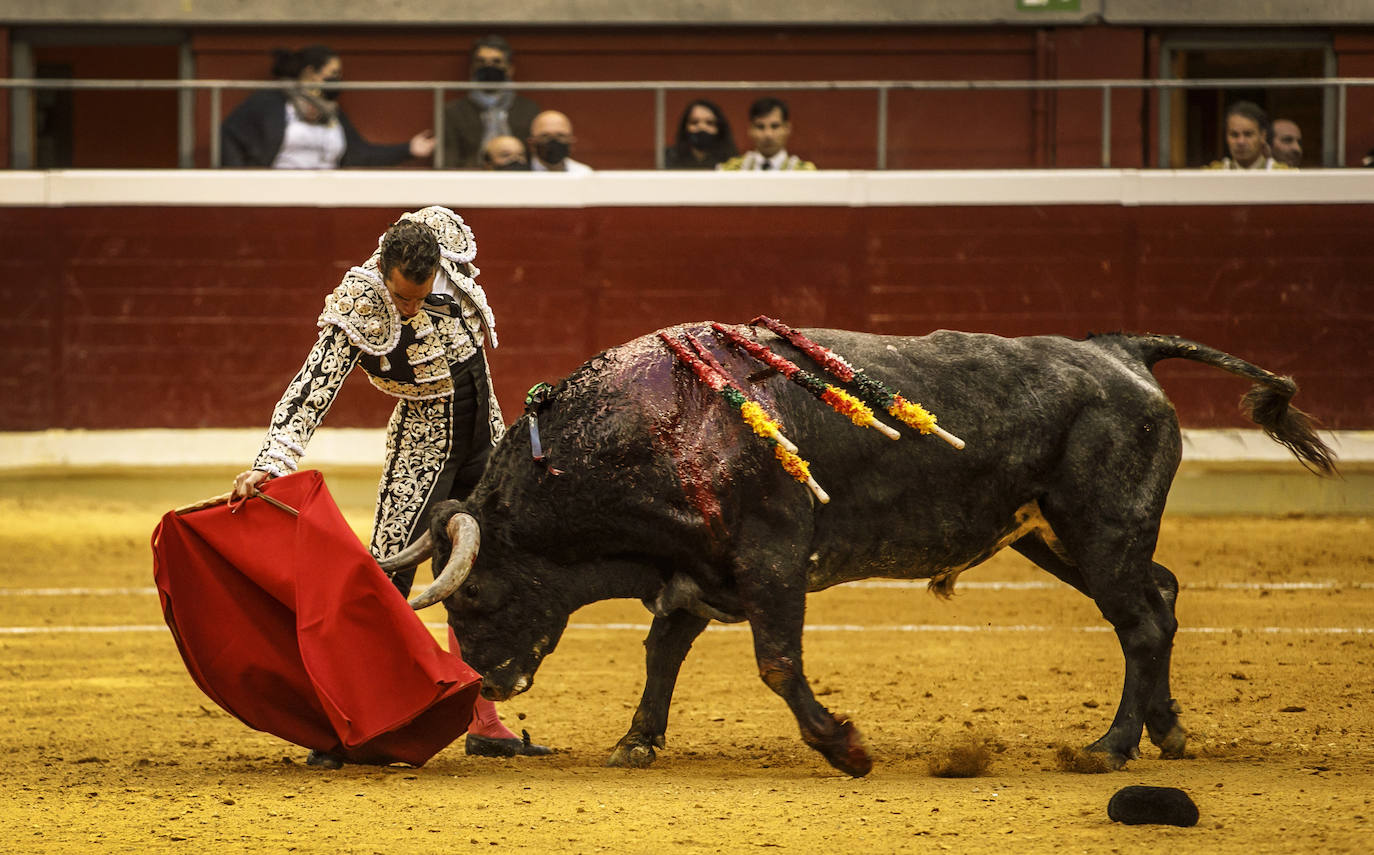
[
  {"left": 220, "top": 45, "right": 435, "bottom": 169},
  {"left": 481, "top": 135, "right": 529, "bottom": 171},
  {"left": 663, "top": 99, "right": 738, "bottom": 170},
  {"left": 527, "top": 110, "right": 592, "bottom": 173},
  {"left": 443, "top": 35, "right": 542, "bottom": 169}
]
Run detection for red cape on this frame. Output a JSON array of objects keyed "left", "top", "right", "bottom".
[{"left": 151, "top": 470, "right": 480, "bottom": 766}]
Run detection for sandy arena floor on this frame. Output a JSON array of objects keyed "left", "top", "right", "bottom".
[{"left": 1, "top": 468, "right": 1371, "bottom": 854}]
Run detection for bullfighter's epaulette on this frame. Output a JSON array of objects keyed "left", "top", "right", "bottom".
[{"left": 318, "top": 260, "right": 402, "bottom": 356}]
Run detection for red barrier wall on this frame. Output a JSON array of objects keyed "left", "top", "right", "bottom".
[{"left": 1, "top": 203, "right": 1368, "bottom": 433}]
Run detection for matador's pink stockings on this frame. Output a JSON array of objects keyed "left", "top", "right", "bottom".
[{"left": 448, "top": 628, "right": 518, "bottom": 740}]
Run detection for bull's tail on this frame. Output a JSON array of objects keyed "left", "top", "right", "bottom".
[{"left": 1130, "top": 334, "right": 1338, "bottom": 475}]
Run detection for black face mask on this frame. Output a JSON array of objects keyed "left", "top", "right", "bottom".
[
  {"left": 319, "top": 76, "right": 342, "bottom": 101},
  {"left": 494, "top": 160, "right": 528, "bottom": 171},
  {"left": 473, "top": 66, "right": 507, "bottom": 84},
  {"left": 536, "top": 139, "right": 571, "bottom": 165},
  {"left": 687, "top": 130, "right": 717, "bottom": 150}
]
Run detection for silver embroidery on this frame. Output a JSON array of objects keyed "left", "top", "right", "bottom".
[
  {"left": 370, "top": 397, "right": 453, "bottom": 559},
  {"left": 252, "top": 326, "right": 360, "bottom": 474}
]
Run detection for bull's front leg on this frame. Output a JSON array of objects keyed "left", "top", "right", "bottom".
[
  {"left": 741, "top": 576, "right": 872, "bottom": 777},
  {"left": 607, "top": 610, "right": 710, "bottom": 768}
]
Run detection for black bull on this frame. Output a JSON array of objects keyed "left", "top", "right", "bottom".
[{"left": 387, "top": 324, "right": 1336, "bottom": 776}]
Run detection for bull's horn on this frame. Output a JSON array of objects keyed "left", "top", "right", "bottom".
[
  {"left": 408, "top": 513, "right": 481, "bottom": 610},
  {"left": 377, "top": 530, "right": 433, "bottom": 575}
]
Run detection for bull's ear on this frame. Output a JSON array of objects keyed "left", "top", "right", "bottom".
[{"left": 428, "top": 499, "right": 467, "bottom": 544}]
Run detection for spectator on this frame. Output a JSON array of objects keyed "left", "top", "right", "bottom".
[
  {"left": 664, "top": 99, "right": 738, "bottom": 169},
  {"left": 528, "top": 110, "right": 592, "bottom": 173},
  {"left": 718, "top": 97, "right": 816, "bottom": 171},
  {"left": 481, "top": 135, "right": 529, "bottom": 170},
  {"left": 220, "top": 45, "right": 435, "bottom": 169},
  {"left": 443, "top": 35, "right": 541, "bottom": 169},
  {"left": 1271, "top": 118, "right": 1303, "bottom": 168},
  {"left": 1205, "top": 101, "right": 1286, "bottom": 171}
]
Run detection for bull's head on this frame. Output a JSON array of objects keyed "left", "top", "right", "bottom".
[{"left": 379, "top": 501, "right": 569, "bottom": 701}]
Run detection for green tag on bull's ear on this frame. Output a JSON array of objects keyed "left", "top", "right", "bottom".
[
  {"left": 525, "top": 382, "right": 554, "bottom": 411},
  {"left": 523, "top": 382, "right": 563, "bottom": 475}
]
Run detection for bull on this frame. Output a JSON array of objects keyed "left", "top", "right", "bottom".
[{"left": 381, "top": 323, "right": 1336, "bottom": 777}]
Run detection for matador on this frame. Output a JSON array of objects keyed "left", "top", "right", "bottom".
[{"left": 233, "top": 205, "right": 551, "bottom": 761}]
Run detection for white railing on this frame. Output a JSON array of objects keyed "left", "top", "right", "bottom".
[{"left": 4, "top": 76, "right": 1372, "bottom": 169}]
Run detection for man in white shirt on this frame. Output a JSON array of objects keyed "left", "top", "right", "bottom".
[
  {"left": 718, "top": 97, "right": 816, "bottom": 171},
  {"left": 528, "top": 110, "right": 592, "bottom": 173}
]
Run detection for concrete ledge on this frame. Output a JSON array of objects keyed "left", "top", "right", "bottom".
[
  {"left": 5, "top": 169, "right": 1374, "bottom": 209},
  {"left": 5, "top": 0, "right": 1371, "bottom": 26},
  {"left": 2, "top": 428, "right": 1367, "bottom": 515}
]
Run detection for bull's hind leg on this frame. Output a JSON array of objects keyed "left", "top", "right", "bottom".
[
  {"left": 738, "top": 572, "right": 872, "bottom": 777},
  {"left": 607, "top": 610, "right": 710, "bottom": 769},
  {"left": 1143, "top": 561, "right": 1188, "bottom": 758},
  {"left": 1014, "top": 535, "right": 1188, "bottom": 762},
  {"left": 1059, "top": 523, "right": 1178, "bottom": 769}
]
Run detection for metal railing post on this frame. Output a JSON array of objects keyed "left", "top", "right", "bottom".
[
  {"left": 210, "top": 86, "right": 222, "bottom": 168},
  {"left": 178, "top": 42, "right": 195, "bottom": 168},
  {"left": 1336, "top": 82, "right": 1347, "bottom": 167},
  {"left": 432, "top": 87, "right": 446, "bottom": 169},
  {"left": 10, "top": 41, "right": 34, "bottom": 169},
  {"left": 654, "top": 87, "right": 665, "bottom": 170},
  {"left": 876, "top": 86, "right": 889, "bottom": 170},
  {"left": 1100, "top": 85, "right": 1112, "bottom": 168}
]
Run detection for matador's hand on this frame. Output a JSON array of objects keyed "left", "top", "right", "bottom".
[{"left": 232, "top": 469, "right": 272, "bottom": 500}]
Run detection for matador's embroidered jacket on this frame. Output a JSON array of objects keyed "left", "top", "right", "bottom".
[{"left": 251, "top": 206, "right": 505, "bottom": 560}]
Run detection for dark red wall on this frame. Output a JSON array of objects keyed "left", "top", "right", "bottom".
[
  {"left": 28, "top": 44, "right": 183, "bottom": 169},
  {"left": 1, "top": 203, "right": 1368, "bottom": 432},
  {"left": 1337, "top": 32, "right": 1374, "bottom": 167}
]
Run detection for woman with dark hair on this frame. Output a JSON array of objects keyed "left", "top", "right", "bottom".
[
  {"left": 663, "top": 99, "right": 737, "bottom": 169},
  {"left": 220, "top": 45, "right": 435, "bottom": 168}
]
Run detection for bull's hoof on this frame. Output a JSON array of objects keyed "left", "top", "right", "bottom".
[
  {"left": 1054, "top": 743, "right": 1125, "bottom": 773},
  {"left": 1155, "top": 725, "right": 1188, "bottom": 759},
  {"left": 814, "top": 718, "right": 872, "bottom": 778},
  {"left": 606, "top": 739, "right": 658, "bottom": 769},
  {"left": 1146, "top": 698, "right": 1187, "bottom": 759},
  {"left": 305, "top": 749, "right": 343, "bottom": 769}
]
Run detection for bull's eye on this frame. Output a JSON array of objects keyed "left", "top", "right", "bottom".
[{"left": 461, "top": 582, "right": 480, "bottom": 600}]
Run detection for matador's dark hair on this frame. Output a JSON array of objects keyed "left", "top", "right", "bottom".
[{"left": 379, "top": 220, "right": 440, "bottom": 284}]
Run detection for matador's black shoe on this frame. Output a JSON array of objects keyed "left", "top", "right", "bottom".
[
  {"left": 305, "top": 749, "right": 344, "bottom": 769},
  {"left": 465, "top": 729, "right": 553, "bottom": 757}
]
